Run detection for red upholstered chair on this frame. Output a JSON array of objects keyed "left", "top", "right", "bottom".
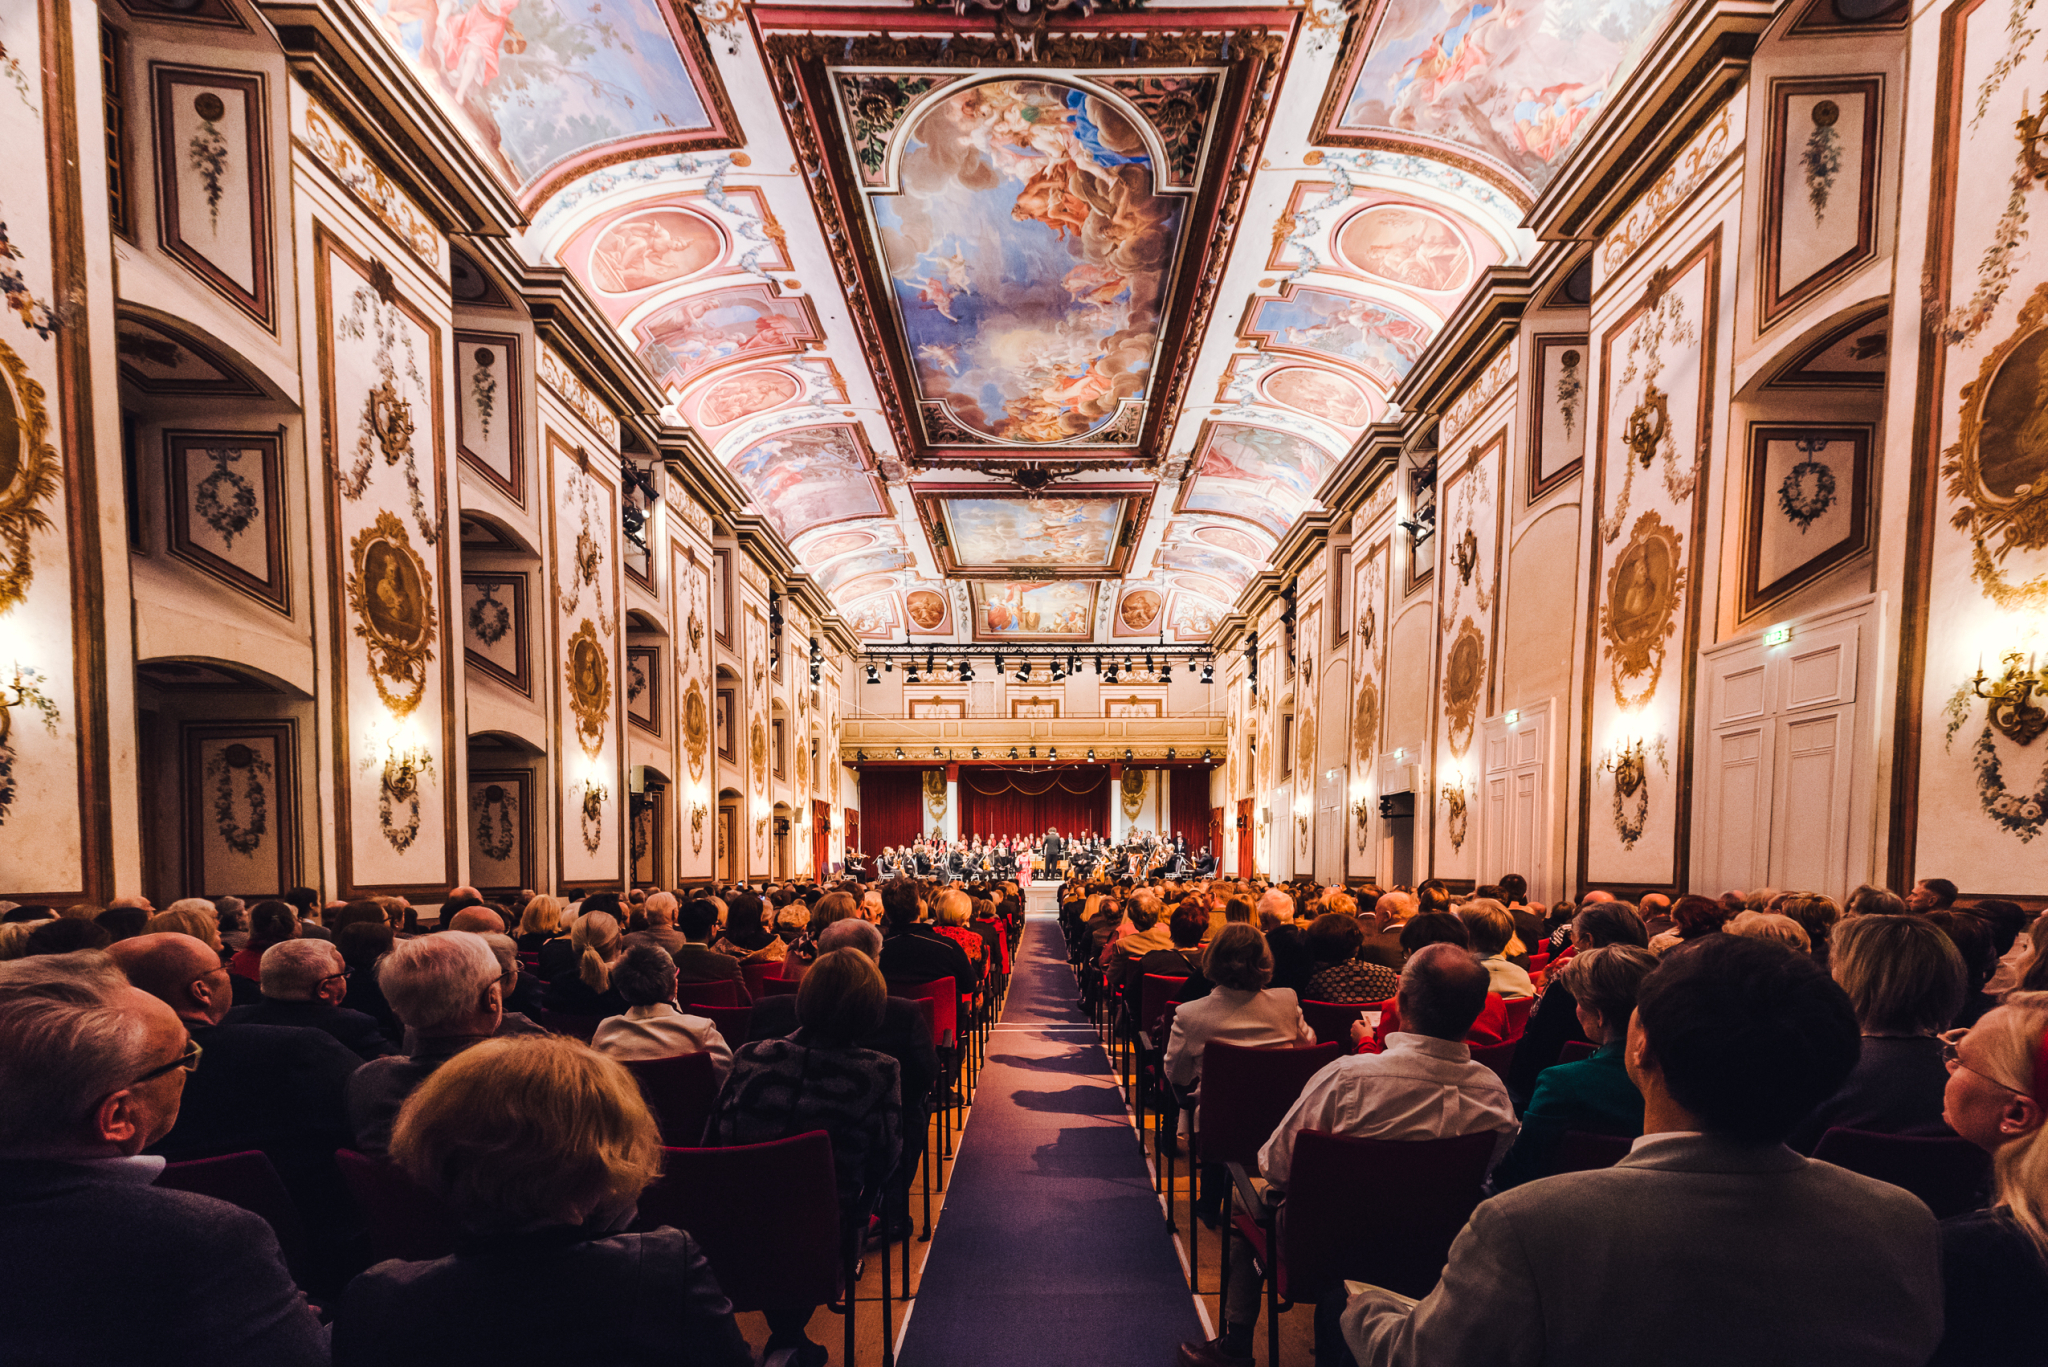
[
  {"left": 1502, "top": 995, "right": 1535, "bottom": 1039},
  {"left": 1146, "top": 998, "right": 1187, "bottom": 1211},
  {"left": 1469, "top": 1036, "right": 1519, "bottom": 1082},
  {"left": 1134, "top": 975, "right": 1189, "bottom": 1136},
  {"left": 637, "top": 1132, "right": 853, "bottom": 1364},
  {"left": 335, "top": 1148, "right": 461, "bottom": 1263},
  {"left": 1232, "top": 1128, "right": 1498, "bottom": 1363},
  {"left": 531, "top": 1007, "right": 604, "bottom": 1041},
  {"left": 691, "top": 1003, "right": 754, "bottom": 1046},
  {"left": 759, "top": 975, "right": 802, "bottom": 997},
  {"left": 1553, "top": 1129, "right": 1634, "bottom": 1173},
  {"left": 1557, "top": 1039, "right": 1597, "bottom": 1065},
  {"left": 1298, "top": 999, "right": 1370, "bottom": 1051},
  {"left": 622, "top": 1051, "right": 722, "bottom": 1147},
  {"left": 780, "top": 960, "right": 809, "bottom": 983},
  {"left": 889, "top": 978, "right": 962, "bottom": 1163},
  {"left": 155, "top": 1150, "right": 309, "bottom": 1283},
  {"left": 675, "top": 979, "right": 740, "bottom": 1010},
  {"left": 1811, "top": 1127, "right": 1994, "bottom": 1219},
  {"left": 740, "top": 960, "right": 782, "bottom": 1000}
]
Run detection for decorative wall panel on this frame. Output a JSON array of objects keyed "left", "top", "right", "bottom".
[
  {"left": 1761, "top": 77, "right": 1882, "bottom": 329},
  {"left": 1349, "top": 537, "right": 1390, "bottom": 870},
  {"left": 627, "top": 645, "right": 660, "bottom": 736},
  {"left": 461, "top": 572, "right": 528, "bottom": 694},
  {"left": 164, "top": 429, "right": 287, "bottom": 612},
  {"left": 1741, "top": 424, "right": 1872, "bottom": 617},
  {"left": 1579, "top": 236, "right": 1719, "bottom": 888},
  {"left": 546, "top": 433, "right": 623, "bottom": 885},
  {"left": 182, "top": 722, "right": 298, "bottom": 899},
  {"left": 152, "top": 66, "right": 273, "bottom": 329},
  {"left": 468, "top": 769, "right": 534, "bottom": 894},
  {"left": 1528, "top": 335, "right": 1589, "bottom": 501},
  {"left": 315, "top": 228, "right": 454, "bottom": 895},
  {"left": 455, "top": 331, "right": 523, "bottom": 503},
  {"left": 1435, "top": 436, "right": 1506, "bottom": 875}
]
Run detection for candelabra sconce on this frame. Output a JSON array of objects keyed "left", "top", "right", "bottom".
[
  {"left": 381, "top": 735, "right": 434, "bottom": 803},
  {"left": 1295, "top": 812, "right": 1310, "bottom": 851},
  {"left": 1350, "top": 796, "right": 1374, "bottom": 851},
  {"left": 2020, "top": 88, "right": 2048, "bottom": 182},
  {"left": 690, "top": 801, "right": 708, "bottom": 854},
  {"left": 1971, "top": 651, "right": 2048, "bottom": 746}
]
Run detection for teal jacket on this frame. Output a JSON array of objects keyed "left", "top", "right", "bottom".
[{"left": 1490, "top": 1039, "right": 1644, "bottom": 1190}]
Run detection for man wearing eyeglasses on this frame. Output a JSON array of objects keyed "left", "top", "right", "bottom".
[
  {"left": 225, "top": 939, "right": 396, "bottom": 1061},
  {"left": 0, "top": 949, "right": 328, "bottom": 1365}
]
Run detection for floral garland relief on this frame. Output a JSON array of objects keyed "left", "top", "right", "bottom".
[
  {"left": 1440, "top": 779, "right": 1469, "bottom": 852},
  {"left": 580, "top": 782, "right": 607, "bottom": 854},
  {"left": 1941, "top": 23, "right": 2045, "bottom": 348},
  {"left": 472, "top": 784, "right": 517, "bottom": 862},
  {"left": 1779, "top": 438, "right": 1838, "bottom": 533},
  {"left": 467, "top": 582, "right": 511, "bottom": 647},
  {"left": 555, "top": 469, "right": 614, "bottom": 637},
  {"left": 369, "top": 747, "right": 433, "bottom": 853},
  {"left": 470, "top": 348, "right": 497, "bottom": 441},
  {"left": 1, "top": 207, "right": 57, "bottom": 339},
  {"left": 1600, "top": 278, "right": 1700, "bottom": 545},
  {"left": 1802, "top": 100, "right": 1843, "bottom": 224},
  {"left": 196, "top": 446, "right": 258, "bottom": 545},
  {"left": 0, "top": 339, "right": 61, "bottom": 612},
  {"left": 203, "top": 742, "right": 270, "bottom": 856},
  {"left": 335, "top": 266, "right": 438, "bottom": 547},
  {"left": 1942, "top": 686, "right": 2048, "bottom": 843},
  {"left": 691, "top": 802, "right": 707, "bottom": 854},
  {"left": 1556, "top": 349, "right": 1582, "bottom": 440},
  {"left": 188, "top": 93, "right": 230, "bottom": 233}
]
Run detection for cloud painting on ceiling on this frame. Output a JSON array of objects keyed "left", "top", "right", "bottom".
[
  {"left": 1174, "top": 422, "right": 1336, "bottom": 541},
  {"left": 350, "top": 0, "right": 737, "bottom": 202},
  {"left": 1317, "top": 0, "right": 1681, "bottom": 192},
  {"left": 1111, "top": 584, "right": 1165, "bottom": 636},
  {"left": 903, "top": 584, "right": 954, "bottom": 634},
  {"left": 938, "top": 496, "right": 1125, "bottom": 570},
  {"left": 969, "top": 581, "right": 1098, "bottom": 640},
  {"left": 1192, "top": 522, "right": 1275, "bottom": 563},
  {"left": 727, "top": 424, "right": 890, "bottom": 544},
  {"left": 1157, "top": 543, "right": 1255, "bottom": 592},
  {"left": 833, "top": 74, "right": 1215, "bottom": 450},
  {"left": 632, "top": 285, "right": 823, "bottom": 396},
  {"left": 1240, "top": 286, "right": 1432, "bottom": 387}
]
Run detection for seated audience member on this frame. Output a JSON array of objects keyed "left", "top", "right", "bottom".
[
  {"left": 338, "top": 921, "right": 400, "bottom": 1039},
  {"left": 1179, "top": 942, "right": 1518, "bottom": 1367},
  {"left": 789, "top": 891, "right": 856, "bottom": 965},
  {"left": 1362, "top": 891, "right": 1416, "bottom": 968},
  {"left": 1926, "top": 909, "right": 2001, "bottom": 1028},
  {"left": 876, "top": 881, "right": 975, "bottom": 997},
  {"left": 228, "top": 939, "right": 395, "bottom": 1060},
  {"left": 1649, "top": 894, "right": 1731, "bottom": 955},
  {"left": 334, "top": 1036, "right": 750, "bottom": 1367},
  {"left": 1105, "top": 893, "right": 1169, "bottom": 999},
  {"left": 1459, "top": 900, "right": 1534, "bottom": 999},
  {"left": 1135, "top": 901, "right": 1211, "bottom": 1000},
  {"left": 1929, "top": 992, "right": 2048, "bottom": 1366},
  {"left": 623, "top": 891, "right": 687, "bottom": 955},
  {"left": 0, "top": 952, "right": 328, "bottom": 1366},
  {"left": 347, "top": 932, "right": 502, "bottom": 1157},
  {"left": 22, "top": 917, "right": 111, "bottom": 956},
  {"left": 479, "top": 933, "right": 546, "bottom": 1025},
  {"left": 1788, "top": 913, "right": 1966, "bottom": 1153},
  {"left": 715, "top": 892, "right": 786, "bottom": 965},
  {"left": 1358, "top": 917, "right": 1511, "bottom": 1053},
  {"left": 147, "top": 903, "right": 223, "bottom": 953},
  {"left": 2005, "top": 911, "right": 2048, "bottom": 995},
  {"left": 1303, "top": 912, "right": 1400, "bottom": 1004},
  {"left": 517, "top": 894, "right": 573, "bottom": 965},
  {"left": 1258, "top": 888, "right": 1315, "bottom": 994},
  {"left": 1491, "top": 946, "right": 1656, "bottom": 1189},
  {"left": 95, "top": 904, "right": 149, "bottom": 942},
  {"left": 1508, "top": 902, "right": 1647, "bottom": 1100},
  {"left": 1725, "top": 910, "right": 1812, "bottom": 953},
  {"left": 1973, "top": 899, "right": 2032, "bottom": 994},
  {"left": 109, "top": 933, "right": 359, "bottom": 1205},
  {"left": 227, "top": 901, "right": 299, "bottom": 981},
  {"left": 444, "top": 907, "right": 503, "bottom": 938},
  {"left": 1336, "top": 935, "right": 1940, "bottom": 1367},
  {"left": 671, "top": 897, "right": 750, "bottom": 1001},
  {"left": 1907, "top": 877, "right": 1960, "bottom": 913},
  {"left": 1846, "top": 883, "right": 1911, "bottom": 919},
  {"left": 590, "top": 946, "right": 732, "bottom": 1079},
  {"left": 1780, "top": 892, "right": 1843, "bottom": 968},
  {"left": 215, "top": 898, "right": 250, "bottom": 951},
  {"left": 712, "top": 949, "right": 902, "bottom": 1366},
  {"left": 1496, "top": 874, "right": 1547, "bottom": 970},
  {"left": 543, "top": 912, "right": 628, "bottom": 1019},
  {"left": 934, "top": 888, "right": 993, "bottom": 972}
]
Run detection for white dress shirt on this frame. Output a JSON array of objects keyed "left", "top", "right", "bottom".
[
  {"left": 1258, "top": 1032, "right": 1520, "bottom": 1189},
  {"left": 1164, "top": 986, "right": 1316, "bottom": 1097},
  {"left": 590, "top": 1002, "right": 733, "bottom": 1080}
]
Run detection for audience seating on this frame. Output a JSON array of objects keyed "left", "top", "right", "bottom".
[
  {"left": 1502, "top": 996, "right": 1535, "bottom": 1038},
  {"left": 695, "top": 1002, "right": 754, "bottom": 1043},
  {"left": 1557, "top": 1039, "right": 1597, "bottom": 1065},
  {"left": 1298, "top": 999, "right": 1371, "bottom": 1051},
  {"left": 1132, "top": 974, "right": 1188, "bottom": 1135},
  {"left": 154, "top": 1150, "right": 309, "bottom": 1284},
  {"left": 335, "top": 1148, "right": 461, "bottom": 1263},
  {"left": 1142, "top": 998, "right": 1186, "bottom": 1208},
  {"left": 531, "top": 1006, "right": 603, "bottom": 1041},
  {"left": 1469, "top": 1036, "right": 1519, "bottom": 1083},
  {"left": 622, "top": 1050, "right": 722, "bottom": 1147},
  {"left": 889, "top": 978, "right": 963, "bottom": 1171},
  {"left": 1811, "top": 1126, "right": 1994, "bottom": 1220},
  {"left": 675, "top": 979, "right": 741, "bottom": 1010},
  {"left": 1552, "top": 1129, "right": 1634, "bottom": 1173},
  {"left": 1232, "top": 1129, "right": 1498, "bottom": 1363},
  {"left": 759, "top": 975, "right": 802, "bottom": 997},
  {"left": 740, "top": 960, "right": 782, "bottom": 1000}
]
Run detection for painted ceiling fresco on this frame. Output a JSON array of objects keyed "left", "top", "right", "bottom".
[{"left": 488, "top": 0, "right": 1605, "bottom": 642}]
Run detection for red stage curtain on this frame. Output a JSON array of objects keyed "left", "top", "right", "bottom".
[
  {"left": 1170, "top": 771, "right": 1212, "bottom": 853},
  {"left": 958, "top": 765, "right": 1110, "bottom": 844},
  {"left": 856, "top": 768, "right": 933, "bottom": 853}
]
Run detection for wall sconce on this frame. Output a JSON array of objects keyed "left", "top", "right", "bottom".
[
  {"left": 576, "top": 778, "right": 609, "bottom": 854},
  {"left": 1350, "top": 795, "right": 1374, "bottom": 850},
  {"left": 690, "top": 801, "right": 708, "bottom": 854},
  {"left": 368, "top": 719, "right": 436, "bottom": 853},
  {"left": 1970, "top": 650, "right": 2048, "bottom": 746}
]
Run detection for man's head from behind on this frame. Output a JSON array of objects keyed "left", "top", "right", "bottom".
[
  {"left": 1396, "top": 943, "right": 1490, "bottom": 1041},
  {"left": 1375, "top": 890, "right": 1419, "bottom": 925},
  {"left": 677, "top": 898, "right": 722, "bottom": 943},
  {"left": 108, "top": 932, "right": 235, "bottom": 1025},
  {"left": 643, "top": 891, "right": 679, "bottom": 928},
  {"left": 260, "top": 939, "right": 349, "bottom": 1004},
  {"left": 0, "top": 951, "right": 191, "bottom": 1158},
  {"left": 1257, "top": 887, "right": 1296, "bottom": 927},
  {"left": 378, "top": 931, "right": 502, "bottom": 1038},
  {"left": 1628, "top": 934, "right": 1859, "bottom": 1143},
  {"left": 446, "top": 906, "right": 505, "bottom": 936},
  {"left": 818, "top": 917, "right": 884, "bottom": 961}
]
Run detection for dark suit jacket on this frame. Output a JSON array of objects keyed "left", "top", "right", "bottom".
[
  {"left": 1266, "top": 923, "right": 1315, "bottom": 995},
  {"left": 879, "top": 924, "right": 976, "bottom": 997},
  {"left": 0, "top": 1158, "right": 328, "bottom": 1367},
  {"left": 227, "top": 997, "right": 397, "bottom": 1061},
  {"left": 669, "top": 942, "right": 749, "bottom": 1001},
  {"left": 1490, "top": 1041, "right": 1643, "bottom": 1189},
  {"left": 1342, "top": 1134, "right": 1942, "bottom": 1367},
  {"left": 1043, "top": 836, "right": 1064, "bottom": 865},
  {"left": 747, "top": 993, "right": 939, "bottom": 1133},
  {"left": 346, "top": 1036, "right": 489, "bottom": 1158},
  {"left": 334, "top": 1224, "right": 749, "bottom": 1367},
  {"left": 1787, "top": 1034, "right": 1955, "bottom": 1154}
]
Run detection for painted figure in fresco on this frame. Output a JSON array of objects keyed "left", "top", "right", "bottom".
[{"left": 440, "top": 0, "right": 523, "bottom": 111}]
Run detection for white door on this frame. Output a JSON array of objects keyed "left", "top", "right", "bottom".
[{"left": 1482, "top": 704, "right": 1551, "bottom": 902}]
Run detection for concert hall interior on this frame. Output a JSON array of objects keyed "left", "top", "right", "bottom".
[{"left": 4, "top": 0, "right": 2048, "bottom": 1360}]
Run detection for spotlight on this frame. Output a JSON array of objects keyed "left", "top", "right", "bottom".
[
  {"left": 995, "top": 655, "right": 1005, "bottom": 674},
  {"left": 1051, "top": 660, "right": 1066, "bottom": 680},
  {"left": 1145, "top": 654, "right": 1154, "bottom": 672},
  {"left": 1087, "top": 748, "right": 1095, "bottom": 761},
  {"left": 1125, "top": 748, "right": 1134, "bottom": 761},
  {"left": 1094, "top": 655, "right": 1104, "bottom": 675},
  {"left": 972, "top": 747, "right": 981, "bottom": 759},
  {"left": 1049, "top": 747, "right": 1057, "bottom": 759},
  {"left": 959, "top": 659, "right": 973, "bottom": 681},
  {"left": 895, "top": 747, "right": 905, "bottom": 759},
  {"left": 865, "top": 663, "right": 880, "bottom": 684},
  {"left": 1203, "top": 748, "right": 1212, "bottom": 760},
  {"left": 1200, "top": 662, "right": 1214, "bottom": 684},
  {"left": 1167, "top": 748, "right": 1176, "bottom": 759},
  {"left": 1010, "top": 747, "right": 1020, "bottom": 759},
  {"left": 926, "top": 649, "right": 936, "bottom": 673},
  {"left": 1015, "top": 662, "right": 1031, "bottom": 681},
  {"left": 1029, "top": 745, "right": 1037, "bottom": 758},
  {"left": 884, "top": 659, "right": 894, "bottom": 672},
  {"left": 1158, "top": 664, "right": 1172, "bottom": 684},
  {"left": 857, "top": 750, "right": 867, "bottom": 761},
  {"left": 933, "top": 746, "right": 942, "bottom": 757}
]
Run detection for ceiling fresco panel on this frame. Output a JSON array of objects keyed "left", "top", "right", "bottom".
[
  {"left": 726, "top": 423, "right": 892, "bottom": 544},
  {"left": 914, "top": 483, "right": 1148, "bottom": 579},
  {"left": 1239, "top": 285, "right": 1433, "bottom": 388},
  {"left": 631, "top": 284, "right": 824, "bottom": 395},
  {"left": 969, "top": 580, "right": 1100, "bottom": 641}
]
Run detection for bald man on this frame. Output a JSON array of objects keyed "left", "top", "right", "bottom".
[
  {"left": 445, "top": 906, "right": 505, "bottom": 936},
  {"left": 110, "top": 933, "right": 359, "bottom": 1228},
  {"left": 226, "top": 939, "right": 395, "bottom": 1060}
]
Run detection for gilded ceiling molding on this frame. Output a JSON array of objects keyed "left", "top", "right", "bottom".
[
  {"left": 537, "top": 344, "right": 620, "bottom": 447},
  {"left": 1596, "top": 100, "right": 1744, "bottom": 283},
  {"left": 290, "top": 90, "right": 443, "bottom": 276},
  {"left": 1438, "top": 348, "right": 1518, "bottom": 446}
]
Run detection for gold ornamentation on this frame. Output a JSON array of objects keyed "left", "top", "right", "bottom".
[
  {"left": 1599, "top": 286, "right": 1700, "bottom": 545},
  {"left": 1296, "top": 705, "right": 1317, "bottom": 775},
  {"left": 1352, "top": 675, "right": 1380, "bottom": 764},
  {"left": 751, "top": 717, "right": 768, "bottom": 792},
  {"left": 1439, "top": 348, "right": 1516, "bottom": 444},
  {"left": 537, "top": 344, "right": 618, "bottom": 445},
  {"left": 1442, "top": 618, "right": 1486, "bottom": 758},
  {"left": 1297, "top": 811, "right": 1310, "bottom": 852},
  {"left": 367, "top": 379, "right": 415, "bottom": 469},
  {"left": 690, "top": 801, "right": 707, "bottom": 854},
  {"left": 683, "top": 680, "right": 709, "bottom": 780},
  {"left": 1599, "top": 102, "right": 1742, "bottom": 278},
  {"left": 1942, "top": 280, "right": 2048, "bottom": 612},
  {"left": 346, "top": 511, "right": 438, "bottom": 717},
  {"left": 298, "top": 100, "right": 442, "bottom": 272},
  {"left": 796, "top": 741, "right": 809, "bottom": 790},
  {"left": 1598, "top": 512, "right": 1687, "bottom": 710},
  {"left": 1597, "top": 736, "right": 1668, "bottom": 850},
  {"left": 1121, "top": 766, "right": 1147, "bottom": 820},
  {"left": 564, "top": 620, "right": 612, "bottom": 758},
  {"left": 687, "top": 608, "right": 705, "bottom": 654},
  {"left": 579, "top": 781, "right": 606, "bottom": 854},
  {"left": 1441, "top": 779, "right": 1469, "bottom": 851},
  {"left": 0, "top": 337, "right": 59, "bottom": 614}
]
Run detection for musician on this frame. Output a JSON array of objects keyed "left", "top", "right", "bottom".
[
  {"left": 946, "top": 841, "right": 966, "bottom": 883},
  {"left": 1194, "top": 845, "right": 1217, "bottom": 877},
  {"left": 1042, "top": 828, "right": 1064, "bottom": 877}
]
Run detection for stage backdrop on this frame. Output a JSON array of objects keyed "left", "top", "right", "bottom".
[
  {"left": 959, "top": 765, "right": 1111, "bottom": 844},
  {"left": 1170, "top": 772, "right": 1212, "bottom": 854},
  {"left": 856, "top": 767, "right": 931, "bottom": 855}
]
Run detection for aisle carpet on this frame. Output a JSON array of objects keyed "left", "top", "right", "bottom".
[{"left": 896, "top": 918, "right": 1203, "bottom": 1366}]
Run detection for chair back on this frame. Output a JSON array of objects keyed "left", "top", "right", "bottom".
[
  {"left": 622, "top": 1050, "right": 722, "bottom": 1147},
  {"left": 1811, "top": 1126, "right": 1994, "bottom": 1219},
  {"left": 1469, "top": 1036, "right": 1518, "bottom": 1082},
  {"left": 888, "top": 977, "right": 959, "bottom": 1049},
  {"left": 741, "top": 960, "right": 782, "bottom": 1000},
  {"left": 532, "top": 1006, "right": 603, "bottom": 1041},
  {"left": 637, "top": 1131, "right": 843, "bottom": 1313},
  {"left": 1552, "top": 1129, "right": 1634, "bottom": 1173},
  {"left": 1283, "top": 1129, "right": 1497, "bottom": 1301},
  {"left": 1196, "top": 1040, "right": 1343, "bottom": 1168},
  {"left": 1139, "top": 974, "right": 1189, "bottom": 1042},
  {"left": 759, "top": 975, "right": 803, "bottom": 996},
  {"left": 335, "top": 1148, "right": 461, "bottom": 1262},
  {"left": 1299, "top": 999, "right": 1369, "bottom": 1050},
  {"left": 675, "top": 979, "right": 740, "bottom": 1010},
  {"left": 1556, "top": 1039, "right": 1596, "bottom": 1065},
  {"left": 694, "top": 1003, "right": 754, "bottom": 1044},
  {"left": 779, "top": 959, "right": 809, "bottom": 983},
  {"left": 1502, "top": 995, "right": 1534, "bottom": 1039},
  {"left": 155, "top": 1150, "right": 308, "bottom": 1278},
  {"left": 517, "top": 951, "right": 541, "bottom": 972}
]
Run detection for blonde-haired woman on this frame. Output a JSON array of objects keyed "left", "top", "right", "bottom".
[
  {"left": 1929, "top": 992, "right": 2048, "bottom": 1365},
  {"left": 517, "top": 894, "right": 573, "bottom": 976},
  {"left": 333, "top": 1036, "right": 751, "bottom": 1367},
  {"left": 542, "top": 911, "right": 626, "bottom": 1019}
]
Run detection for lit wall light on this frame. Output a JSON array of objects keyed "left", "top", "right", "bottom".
[
  {"left": 1763, "top": 623, "right": 1792, "bottom": 647},
  {"left": 1504, "top": 709, "right": 1520, "bottom": 727}
]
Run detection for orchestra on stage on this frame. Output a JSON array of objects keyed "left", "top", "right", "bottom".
[{"left": 866, "top": 828, "right": 1217, "bottom": 885}]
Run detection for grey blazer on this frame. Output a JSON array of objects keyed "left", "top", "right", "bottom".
[{"left": 1343, "top": 1133, "right": 1942, "bottom": 1367}]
